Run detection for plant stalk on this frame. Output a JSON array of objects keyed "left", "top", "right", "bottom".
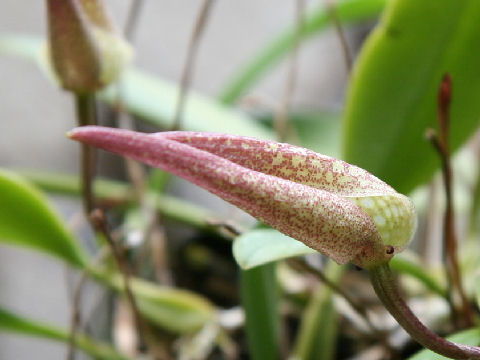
[
  {"left": 75, "top": 93, "right": 97, "bottom": 215},
  {"left": 427, "top": 74, "right": 474, "bottom": 327},
  {"left": 369, "top": 263, "right": 480, "bottom": 359}
]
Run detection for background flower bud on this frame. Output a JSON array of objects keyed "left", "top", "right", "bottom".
[{"left": 46, "top": 0, "right": 132, "bottom": 93}]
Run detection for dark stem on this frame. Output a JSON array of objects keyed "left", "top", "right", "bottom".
[
  {"left": 289, "top": 259, "right": 374, "bottom": 329},
  {"left": 426, "top": 74, "right": 474, "bottom": 327},
  {"left": 66, "top": 249, "right": 108, "bottom": 360},
  {"left": 75, "top": 94, "right": 97, "bottom": 215},
  {"left": 66, "top": 269, "right": 89, "bottom": 360},
  {"left": 274, "top": 0, "right": 305, "bottom": 142},
  {"left": 89, "top": 210, "right": 144, "bottom": 335},
  {"left": 325, "top": 0, "right": 352, "bottom": 73},
  {"left": 90, "top": 209, "right": 166, "bottom": 359},
  {"left": 370, "top": 263, "right": 480, "bottom": 359}
]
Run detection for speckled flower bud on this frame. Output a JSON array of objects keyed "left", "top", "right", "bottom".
[
  {"left": 46, "top": 0, "right": 132, "bottom": 93},
  {"left": 68, "top": 126, "right": 417, "bottom": 269}
]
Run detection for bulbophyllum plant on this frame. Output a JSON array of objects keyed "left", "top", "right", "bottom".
[{"left": 69, "top": 126, "right": 480, "bottom": 359}]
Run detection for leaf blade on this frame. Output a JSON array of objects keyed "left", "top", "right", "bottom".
[
  {"left": 0, "top": 169, "right": 88, "bottom": 267},
  {"left": 233, "top": 228, "right": 315, "bottom": 269},
  {"left": 343, "top": 0, "right": 480, "bottom": 194},
  {"left": 0, "top": 306, "right": 129, "bottom": 360},
  {"left": 0, "top": 34, "right": 274, "bottom": 139},
  {"left": 218, "top": 0, "right": 388, "bottom": 104}
]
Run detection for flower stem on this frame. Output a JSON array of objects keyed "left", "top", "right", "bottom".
[
  {"left": 75, "top": 93, "right": 97, "bottom": 215},
  {"left": 369, "top": 263, "right": 480, "bottom": 359}
]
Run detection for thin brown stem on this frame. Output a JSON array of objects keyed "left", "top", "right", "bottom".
[
  {"left": 171, "top": 0, "right": 216, "bottom": 130},
  {"left": 75, "top": 94, "right": 97, "bottom": 215},
  {"left": 325, "top": 0, "right": 352, "bottom": 73},
  {"left": 89, "top": 210, "right": 143, "bottom": 334},
  {"left": 370, "top": 263, "right": 480, "bottom": 359},
  {"left": 274, "top": 0, "right": 305, "bottom": 142},
  {"left": 89, "top": 209, "right": 162, "bottom": 358},
  {"left": 426, "top": 74, "right": 474, "bottom": 328},
  {"left": 118, "top": 0, "right": 173, "bottom": 286},
  {"left": 66, "top": 248, "right": 109, "bottom": 360}
]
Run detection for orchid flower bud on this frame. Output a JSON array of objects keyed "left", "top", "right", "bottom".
[
  {"left": 46, "top": 0, "right": 132, "bottom": 93},
  {"left": 68, "top": 126, "right": 416, "bottom": 269}
]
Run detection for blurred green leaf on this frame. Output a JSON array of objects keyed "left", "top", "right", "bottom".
[
  {"left": 390, "top": 252, "right": 446, "bottom": 298},
  {"left": 0, "top": 34, "right": 273, "bottom": 139},
  {"left": 343, "top": 0, "right": 480, "bottom": 194},
  {"left": 0, "top": 169, "right": 88, "bottom": 267},
  {"left": 219, "top": 0, "right": 388, "bottom": 104},
  {"left": 233, "top": 228, "right": 315, "bottom": 270},
  {"left": 408, "top": 328, "right": 480, "bottom": 360},
  {"left": 101, "top": 69, "right": 273, "bottom": 139},
  {"left": 91, "top": 269, "right": 217, "bottom": 334},
  {"left": 0, "top": 169, "right": 217, "bottom": 334},
  {"left": 0, "top": 33, "right": 43, "bottom": 63},
  {"left": 18, "top": 170, "right": 225, "bottom": 232},
  {"left": 292, "top": 261, "right": 343, "bottom": 360},
  {"left": 0, "top": 306, "right": 129, "bottom": 360},
  {"left": 241, "top": 263, "right": 280, "bottom": 360}
]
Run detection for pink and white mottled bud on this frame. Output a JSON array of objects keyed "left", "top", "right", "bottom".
[{"left": 68, "top": 126, "right": 416, "bottom": 269}]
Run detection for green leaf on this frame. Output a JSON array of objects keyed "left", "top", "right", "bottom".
[
  {"left": 0, "top": 33, "right": 43, "bottom": 63},
  {"left": 100, "top": 69, "right": 274, "bottom": 139},
  {"left": 0, "top": 306, "right": 129, "bottom": 360},
  {"left": 218, "top": 0, "right": 388, "bottom": 104},
  {"left": 233, "top": 228, "right": 315, "bottom": 270},
  {"left": 18, "top": 170, "right": 224, "bottom": 232},
  {"left": 91, "top": 269, "right": 217, "bottom": 334},
  {"left": 241, "top": 263, "right": 280, "bottom": 360},
  {"left": 343, "top": 0, "right": 480, "bottom": 194},
  {"left": 292, "top": 261, "right": 343, "bottom": 360},
  {"left": 408, "top": 328, "right": 480, "bottom": 360},
  {"left": 390, "top": 252, "right": 446, "bottom": 298},
  {"left": 0, "top": 169, "right": 88, "bottom": 268},
  {"left": 0, "top": 34, "right": 273, "bottom": 139}
]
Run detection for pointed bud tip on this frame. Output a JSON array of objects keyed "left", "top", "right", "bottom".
[
  {"left": 66, "top": 125, "right": 100, "bottom": 141},
  {"left": 66, "top": 127, "right": 84, "bottom": 140}
]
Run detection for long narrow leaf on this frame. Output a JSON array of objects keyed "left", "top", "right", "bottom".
[
  {"left": 218, "top": 0, "right": 388, "bottom": 104},
  {"left": 241, "top": 263, "right": 280, "bottom": 360},
  {"left": 343, "top": 0, "right": 480, "bottom": 194},
  {"left": 292, "top": 261, "right": 343, "bottom": 360},
  {"left": 0, "top": 169, "right": 88, "bottom": 267},
  {"left": 18, "top": 170, "right": 224, "bottom": 231},
  {"left": 0, "top": 34, "right": 273, "bottom": 139},
  {"left": 90, "top": 269, "right": 216, "bottom": 334},
  {"left": 0, "top": 306, "right": 129, "bottom": 360}
]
